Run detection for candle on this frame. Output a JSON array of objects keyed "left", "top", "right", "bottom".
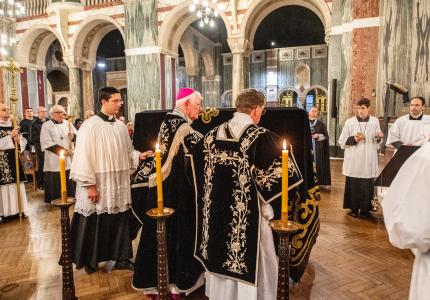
[
  {"left": 59, "top": 150, "right": 67, "bottom": 204},
  {"left": 281, "top": 140, "right": 289, "bottom": 226},
  {"left": 155, "top": 143, "right": 163, "bottom": 214}
]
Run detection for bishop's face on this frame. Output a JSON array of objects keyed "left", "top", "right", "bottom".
[
  {"left": 356, "top": 105, "right": 369, "bottom": 119},
  {"left": 102, "top": 93, "right": 122, "bottom": 116}
]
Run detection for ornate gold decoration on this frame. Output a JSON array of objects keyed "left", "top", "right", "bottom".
[{"left": 200, "top": 107, "right": 219, "bottom": 124}]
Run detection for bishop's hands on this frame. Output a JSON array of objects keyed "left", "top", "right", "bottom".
[
  {"left": 86, "top": 185, "right": 100, "bottom": 203},
  {"left": 139, "top": 150, "right": 154, "bottom": 160}
]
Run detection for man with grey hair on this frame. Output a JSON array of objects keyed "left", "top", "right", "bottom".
[
  {"left": 40, "top": 104, "right": 77, "bottom": 203},
  {"left": 132, "top": 87, "right": 204, "bottom": 298}
]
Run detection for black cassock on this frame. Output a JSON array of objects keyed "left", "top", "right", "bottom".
[
  {"left": 131, "top": 110, "right": 204, "bottom": 292},
  {"left": 132, "top": 107, "right": 320, "bottom": 283},
  {"left": 309, "top": 119, "right": 331, "bottom": 186},
  {"left": 189, "top": 123, "right": 302, "bottom": 284}
]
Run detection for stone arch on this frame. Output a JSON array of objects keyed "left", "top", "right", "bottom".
[
  {"left": 70, "top": 15, "right": 125, "bottom": 68},
  {"left": 241, "top": 0, "right": 331, "bottom": 48},
  {"left": 16, "top": 25, "right": 67, "bottom": 66},
  {"left": 179, "top": 35, "right": 199, "bottom": 76},
  {"left": 303, "top": 84, "right": 328, "bottom": 97},
  {"left": 159, "top": 0, "right": 231, "bottom": 54},
  {"left": 200, "top": 49, "right": 215, "bottom": 79}
]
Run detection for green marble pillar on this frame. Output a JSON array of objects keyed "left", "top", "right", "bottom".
[
  {"left": 68, "top": 67, "right": 83, "bottom": 118},
  {"left": 124, "top": 0, "right": 161, "bottom": 120}
]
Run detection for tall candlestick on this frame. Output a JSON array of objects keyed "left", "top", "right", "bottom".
[
  {"left": 59, "top": 150, "right": 67, "bottom": 204},
  {"left": 155, "top": 143, "right": 164, "bottom": 214},
  {"left": 281, "top": 140, "right": 289, "bottom": 226}
]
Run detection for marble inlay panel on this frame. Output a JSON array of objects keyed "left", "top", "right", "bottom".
[
  {"left": 350, "top": 27, "right": 379, "bottom": 114},
  {"left": 20, "top": 68, "right": 29, "bottom": 111},
  {"left": 125, "top": 0, "right": 157, "bottom": 48},
  {"left": 69, "top": 67, "right": 83, "bottom": 118},
  {"left": 165, "top": 56, "right": 172, "bottom": 109},
  {"left": 37, "top": 70, "right": 45, "bottom": 107},
  {"left": 353, "top": 0, "right": 379, "bottom": 19},
  {"left": 27, "top": 69, "right": 39, "bottom": 110},
  {"left": 126, "top": 53, "right": 160, "bottom": 119},
  {"left": 0, "top": 69, "right": 3, "bottom": 103},
  {"left": 377, "top": 0, "right": 430, "bottom": 115},
  {"left": 82, "top": 70, "right": 94, "bottom": 114}
]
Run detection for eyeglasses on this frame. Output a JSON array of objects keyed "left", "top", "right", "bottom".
[
  {"left": 109, "top": 99, "right": 124, "bottom": 104},
  {"left": 261, "top": 109, "right": 266, "bottom": 115},
  {"left": 53, "top": 111, "right": 65, "bottom": 114}
]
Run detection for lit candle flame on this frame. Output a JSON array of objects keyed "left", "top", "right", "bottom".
[
  {"left": 156, "top": 143, "right": 159, "bottom": 150},
  {"left": 60, "top": 150, "right": 64, "bottom": 158},
  {"left": 283, "top": 140, "right": 287, "bottom": 150}
]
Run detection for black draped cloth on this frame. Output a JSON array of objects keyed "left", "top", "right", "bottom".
[
  {"left": 0, "top": 126, "right": 26, "bottom": 185},
  {"left": 343, "top": 177, "right": 373, "bottom": 211},
  {"left": 190, "top": 123, "right": 302, "bottom": 284},
  {"left": 132, "top": 107, "right": 320, "bottom": 282},
  {"left": 132, "top": 111, "right": 204, "bottom": 292},
  {"left": 310, "top": 119, "right": 331, "bottom": 186}
]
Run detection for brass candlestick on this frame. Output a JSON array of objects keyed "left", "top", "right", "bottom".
[
  {"left": 51, "top": 197, "right": 76, "bottom": 300},
  {"left": 270, "top": 220, "right": 300, "bottom": 300},
  {"left": 1, "top": 58, "right": 23, "bottom": 222},
  {"left": 146, "top": 207, "right": 175, "bottom": 300}
]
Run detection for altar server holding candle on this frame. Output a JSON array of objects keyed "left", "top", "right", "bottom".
[
  {"left": 40, "top": 104, "right": 77, "bottom": 204},
  {"left": 338, "top": 98, "right": 383, "bottom": 218}
]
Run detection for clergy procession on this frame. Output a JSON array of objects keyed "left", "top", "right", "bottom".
[{"left": 1, "top": 0, "right": 430, "bottom": 299}]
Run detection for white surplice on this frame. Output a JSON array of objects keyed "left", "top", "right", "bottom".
[
  {"left": 205, "top": 112, "right": 278, "bottom": 300},
  {"left": 0, "top": 119, "right": 27, "bottom": 217},
  {"left": 386, "top": 114, "right": 430, "bottom": 147},
  {"left": 40, "top": 120, "right": 77, "bottom": 172},
  {"left": 338, "top": 116, "right": 382, "bottom": 178},
  {"left": 382, "top": 142, "right": 430, "bottom": 300},
  {"left": 70, "top": 115, "right": 140, "bottom": 217}
]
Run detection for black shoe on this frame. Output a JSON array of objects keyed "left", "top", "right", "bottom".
[
  {"left": 84, "top": 266, "right": 97, "bottom": 274},
  {"left": 348, "top": 210, "right": 359, "bottom": 218},
  {"left": 360, "top": 210, "right": 373, "bottom": 218},
  {"left": 115, "top": 260, "right": 134, "bottom": 270}
]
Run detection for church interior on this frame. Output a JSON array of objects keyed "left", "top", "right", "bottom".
[{"left": 0, "top": 0, "right": 429, "bottom": 299}]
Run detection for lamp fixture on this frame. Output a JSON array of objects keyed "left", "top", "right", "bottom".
[
  {"left": 0, "top": 0, "right": 25, "bottom": 57},
  {"left": 189, "top": 0, "right": 220, "bottom": 28}
]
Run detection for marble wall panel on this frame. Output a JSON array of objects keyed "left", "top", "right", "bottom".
[
  {"left": 20, "top": 68, "right": 29, "bottom": 111},
  {"left": 223, "top": 64, "right": 232, "bottom": 92},
  {"left": 0, "top": 69, "right": 3, "bottom": 103},
  {"left": 69, "top": 67, "right": 83, "bottom": 118},
  {"left": 352, "top": 0, "right": 379, "bottom": 19},
  {"left": 165, "top": 56, "right": 172, "bottom": 109},
  {"left": 82, "top": 70, "right": 94, "bottom": 114},
  {"left": 377, "top": 0, "right": 430, "bottom": 115},
  {"left": 125, "top": 0, "right": 157, "bottom": 48},
  {"left": 250, "top": 62, "right": 266, "bottom": 90},
  {"left": 350, "top": 27, "right": 379, "bottom": 114},
  {"left": 126, "top": 53, "right": 160, "bottom": 119},
  {"left": 37, "top": 70, "right": 45, "bottom": 107},
  {"left": 27, "top": 69, "right": 39, "bottom": 110}
]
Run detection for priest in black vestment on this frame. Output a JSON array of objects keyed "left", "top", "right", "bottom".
[
  {"left": 308, "top": 107, "right": 331, "bottom": 187},
  {"left": 189, "top": 89, "right": 303, "bottom": 299},
  {"left": 132, "top": 88, "right": 204, "bottom": 298}
]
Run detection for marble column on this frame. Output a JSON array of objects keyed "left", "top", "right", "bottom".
[
  {"left": 68, "top": 67, "right": 83, "bottom": 118},
  {"left": 228, "top": 38, "right": 250, "bottom": 103},
  {"left": 327, "top": 0, "right": 353, "bottom": 146},
  {"left": 82, "top": 67, "right": 94, "bottom": 114},
  {"left": 124, "top": 0, "right": 160, "bottom": 120},
  {"left": 377, "top": 0, "right": 430, "bottom": 115},
  {"left": 187, "top": 75, "right": 198, "bottom": 90}
]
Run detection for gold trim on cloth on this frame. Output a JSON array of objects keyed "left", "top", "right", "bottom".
[{"left": 200, "top": 108, "right": 220, "bottom": 124}]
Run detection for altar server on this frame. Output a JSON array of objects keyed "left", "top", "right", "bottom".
[
  {"left": 386, "top": 96, "right": 430, "bottom": 149},
  {"left": 338, "top": 98, "right": 383, "bottom": 217},
  {"left": 70, "top": 87, "right": 151, "bottom": 273}
]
